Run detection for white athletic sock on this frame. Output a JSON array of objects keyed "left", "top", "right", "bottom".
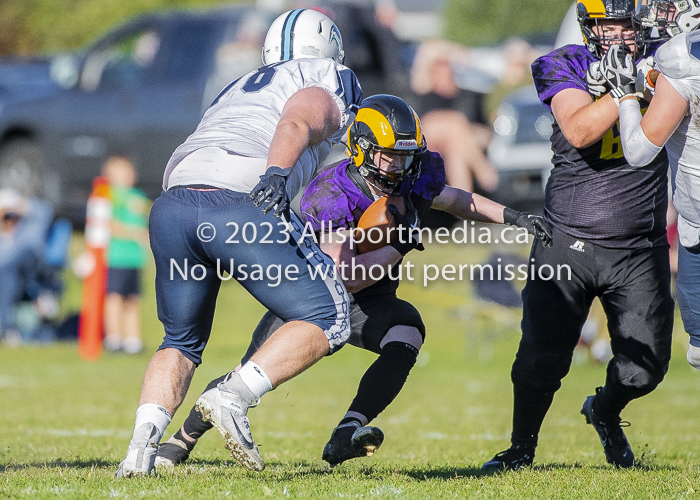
[
  {"left": 237, "top": 361, "right": 273, "bottom": 399},
  {"left": 133, "top": 403, "right": 172, "bottom": 443}
]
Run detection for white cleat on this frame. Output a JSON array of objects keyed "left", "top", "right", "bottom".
[
  {"left": 195, "top": 386, "right": 265, "bottom": 471},
  {"left": 116, "top": 423, "right": 159, "bottom": 478},
  {"left": 687, "top": 345, "right": 700, "bottom": 370}
]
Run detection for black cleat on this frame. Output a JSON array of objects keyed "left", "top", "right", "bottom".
[
  {"left": 481, "top": 445, "right": 535, "bottom": 472},
  {"left": 322, "top": 424, "right": 384, "bottom": 467},
  {"left": 581, "top": 394, "right": 635, "bottom": 468},
  {"left": 154, "top": 435, "right": 193, "bottom": 469}
]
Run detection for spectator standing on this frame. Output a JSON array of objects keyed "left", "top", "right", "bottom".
[{"left": 101, "top": 156, "right": 150, "bottom": 354}]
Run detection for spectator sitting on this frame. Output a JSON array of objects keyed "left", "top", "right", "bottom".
[
  {"left": 101, "top": 156, "right": 150, "bottom": 355},
  {"left": 410, "top": 40, "right": 498, "bottom": 194},
  {"left": 0, "top": 188, "right": 54, "bottom": 345}
]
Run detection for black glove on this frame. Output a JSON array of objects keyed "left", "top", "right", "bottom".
[
  {"left": 503, "top": 207, "right": 553, "bottom": 248},
  {"left": 388, "top": 196, "right": 424, "bottom": 255},
  {"left": 600, "top": 44, "right": 641, "bottom": 105},
  {"left": 250, "top": 166, "right": 291, "bottom": 220}
]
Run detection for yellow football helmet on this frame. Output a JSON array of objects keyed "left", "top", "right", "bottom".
[
  {"left": 577, "top": 0, "right": 639, "bottom": 57},
  {"left": 347, "top": 95, "right": 426, "bottom": 196}
]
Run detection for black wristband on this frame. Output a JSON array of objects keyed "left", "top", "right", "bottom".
[
  {"left": 503, "top": 207, "right": 521, "bottom": 226},
  {"left": 265, "top": 166, "right": 291, "bottom": 177},
  {"left": 390, "top": 240, "right": 412, "bottom": 256}
]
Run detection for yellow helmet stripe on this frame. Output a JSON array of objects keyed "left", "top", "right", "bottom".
[
  {"left": 578, "top": 0, "right": 608, "bottom": 17},
  {"left": 355, "top": 107, "right": 395, "bottom": 148},
  {"left": 413, "top": 110, "right": 424, "bottom": 148}
]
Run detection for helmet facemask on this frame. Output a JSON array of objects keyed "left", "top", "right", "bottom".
[
  {"left": 351, "top": 134, "right": 424, "bottom": 196},
  {"left": 578, "top": 0, "right": 640, "bottom": 57}
]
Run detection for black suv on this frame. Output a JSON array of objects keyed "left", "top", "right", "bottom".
[{"left": 0, "top": 3, "right": 411, "bottom": 220}]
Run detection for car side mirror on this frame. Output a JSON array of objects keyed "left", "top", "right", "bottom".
[{"left": 50, "top": 54, "right": 81, "bottom": 89}]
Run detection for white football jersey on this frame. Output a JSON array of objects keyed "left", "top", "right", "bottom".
[
  {"left": 163, "top": 58, "right": 362, "bottom": 196},
  {"left": 658, "top": 32, "right": 700, "bottom": 247}
]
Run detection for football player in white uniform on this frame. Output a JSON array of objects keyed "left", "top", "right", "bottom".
[
  {"left": 116, "top": 9, "right": 362, "bottom": 477},
  {"left": 614, "top": 0, "right": 700, "bottom": 369}
]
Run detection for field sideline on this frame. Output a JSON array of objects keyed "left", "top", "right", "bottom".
[{"left": 2, "top": 238, "right": 700, "bottom": 499}]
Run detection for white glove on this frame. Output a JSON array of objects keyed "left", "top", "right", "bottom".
[
  {"left": 635, "top": 56, "right": 656, "bottom": 96},
  {"left": 586, "top": 61, "right": 607, "bottom": 97},
  {"left": 600, "top": 45, "right": 642, "bottom": 105}
]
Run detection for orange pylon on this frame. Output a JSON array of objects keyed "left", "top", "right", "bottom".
[{"left": 78, "top": 176, "right": 111, "bottom": 361}]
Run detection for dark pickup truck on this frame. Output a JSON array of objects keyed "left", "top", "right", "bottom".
[{"left": 0, "top": 3, "right": 410, "bottom": 220}]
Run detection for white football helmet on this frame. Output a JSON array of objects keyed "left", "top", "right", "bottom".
[
  {"left": 261, "top": 9, "right": 345, "bottom": 65},
  {"left": 635, "top": 0, "right": 700, "bottom": 39}
]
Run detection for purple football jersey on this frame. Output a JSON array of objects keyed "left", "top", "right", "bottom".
[
  {"left": 301, "top": 151, "right": 446, "bottom": 232},
  {"left": 532, "top": 45, "right": 668, "bottom": 249}
]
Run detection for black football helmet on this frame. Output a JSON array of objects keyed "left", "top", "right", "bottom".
[
  {"left": 347, "top": 94, "right": 426, "bottom": 196},
  {"left": 577, "top": 0, "right": 639, "bottom": 57}
]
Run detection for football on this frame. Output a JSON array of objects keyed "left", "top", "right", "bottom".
[{"left": 354, "top": 195, "right": 406, "bottom": 254}]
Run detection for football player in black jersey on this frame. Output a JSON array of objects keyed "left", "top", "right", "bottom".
[{"left": 481, "top": 0, "right": 674, "bottom": 472}]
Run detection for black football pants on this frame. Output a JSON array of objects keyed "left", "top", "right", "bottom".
[{"left": 510, "top": 226, "right": 674, "bottom": 446}]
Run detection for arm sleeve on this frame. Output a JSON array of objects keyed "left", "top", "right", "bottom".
[{"left": 618, "top": 98, "right": 663, "bottom": 167}]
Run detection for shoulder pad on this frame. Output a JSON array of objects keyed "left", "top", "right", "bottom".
[{"left": 656, "top": 31, "right": 700, "bottom": 78}]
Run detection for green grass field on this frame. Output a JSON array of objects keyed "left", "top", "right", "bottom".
[{"left": 2, "top": 238, "right": 700, "bottom": 498}]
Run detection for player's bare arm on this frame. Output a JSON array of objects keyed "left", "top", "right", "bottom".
[
  {"left": 432, "top": 185, "right": 552, "bottom": 246},
  {"left": 637, "top": 75, "right": 689, "bottom": 146},
  {"left": 551, "top": 88, "right": 620, "bottom": 148},
  {"left": 266, "top": 87, "right": 342, "bottom": 170},
  {"left": 252, "top": 87, "right": 343, "bottom": 218},
  {"left": 431, "top": 185, "right": 505, "bottom": 223},
  {"left": 618, "top": 75, "right": 688, "bottom": 166}
]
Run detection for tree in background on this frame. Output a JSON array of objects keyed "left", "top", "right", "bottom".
[
  {"left": 1, "top": 0, "right": 573, "bottom": 56},
  {"left": 0, "top": 0, "right": 242, "bottom": 56},
  {"left": 444, "top": 0, "right": 572, "bottom": 47}
]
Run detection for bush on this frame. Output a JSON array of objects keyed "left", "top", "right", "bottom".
[
  {"left": 0, "top": 0, "right": 240, "bottom": 56},
  {"left": 444, "top": 0, "right": 572, "bottom": 46}
]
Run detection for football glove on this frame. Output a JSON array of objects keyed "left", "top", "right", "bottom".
[
  {"left": 503, "top": 207, "right": 553, "bottom": 248},
  {"left": 600, "top": 45, "right": 643, "bottom": 106},
  {"left": 250, "top": 166, "right": 291, "bottom": 220},
  {"left": 635, "top": 56, "right": 656, "bottom": 96},
  {"left": 586, "top": 61, "right": 608, "bottom": 98},
  {"left": 388, "top": 196, "right": 424, "bottom": 255}
]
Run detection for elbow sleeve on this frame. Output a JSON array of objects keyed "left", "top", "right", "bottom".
[{"left": 619, "top": 99, "right": 663, "bottom": 167}]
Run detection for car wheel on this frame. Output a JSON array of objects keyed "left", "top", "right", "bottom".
[{"left": 0, "top": 138, "right": 58, "bottom": 203}]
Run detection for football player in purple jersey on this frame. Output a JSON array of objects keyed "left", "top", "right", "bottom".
[
  {"left": 481, "top": 0, "right": 674, "bottom": 472},
  {"left": 154, "top": 95, "right": 552, "bottom": 469}
]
